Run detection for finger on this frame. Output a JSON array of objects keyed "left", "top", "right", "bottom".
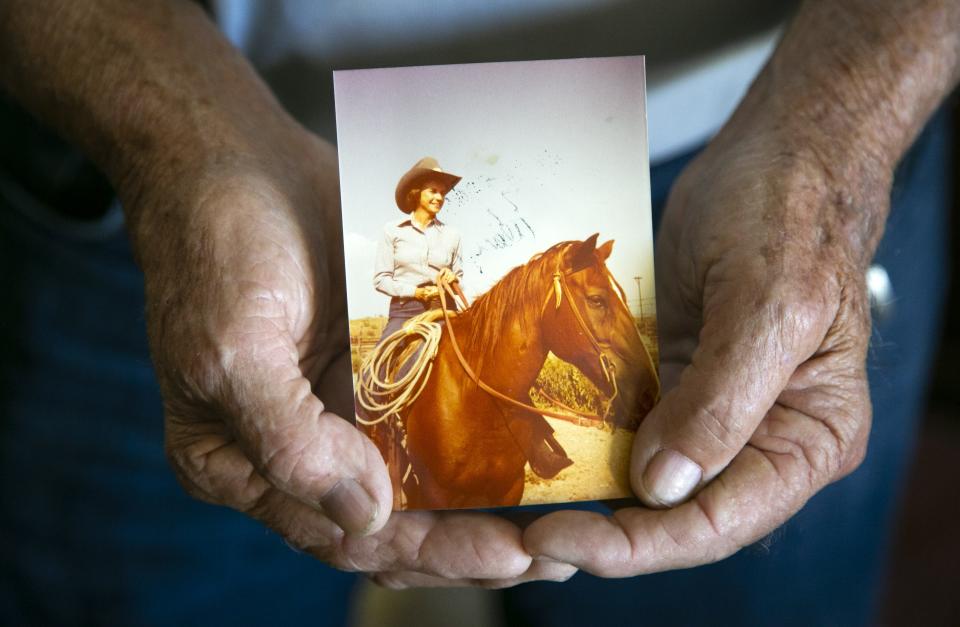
[
  {"left": 254, "top": 491, "right": 538, "bottom": 581},
  {"left": 370, "top": 558, "right": 577, "bottom": 590},
  {"left": 172, "top": 327, "right": 391, "bottom": 535},
  {"left": 527, "top": 425, "right": 828, "bottom": 577},
  {"left": 631, "top": 277, "right": 833, "bottom": 507},
  {"left": 331, "top": 510, "right": 533, "bottom": 577}
]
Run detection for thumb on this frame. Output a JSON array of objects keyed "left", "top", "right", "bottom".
[
  {"left": 631, "top": 281, "right": 829, "bottom": 508},
  {"left": 226, "top": 340, "right": 392, "bottom": 534}
]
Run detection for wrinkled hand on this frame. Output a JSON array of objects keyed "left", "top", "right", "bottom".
[
  {"left": 131, "top": 131, "right": 574, "bottom": 588},
  {"left": 524, "top": 119, "right": 887, "bottom": 575}
]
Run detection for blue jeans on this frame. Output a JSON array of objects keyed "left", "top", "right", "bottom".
[
  {"left": 379, "top": 296, "right": 443, "bottom": 341},
  {"left": 0, "top": 109, "right": 949, "bottom": 626},
  {"left": 0, "top": 212, "right": 357, "bottom": 621}
]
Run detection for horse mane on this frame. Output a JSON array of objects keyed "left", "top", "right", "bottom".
[{"left": 454, "top": 241, "right": 570, "bottom": 374}]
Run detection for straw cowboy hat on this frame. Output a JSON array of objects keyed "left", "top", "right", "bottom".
[{"left": 394, "top": 157, "right": 462, "bottom": 213}]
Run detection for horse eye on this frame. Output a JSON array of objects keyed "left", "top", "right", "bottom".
[{"left": 587, "top": 295, "right": 606, "bottom": 308}]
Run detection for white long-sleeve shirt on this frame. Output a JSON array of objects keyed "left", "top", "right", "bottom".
[{"left": 373, "top": 216, "right": 463, "bottom": 298}]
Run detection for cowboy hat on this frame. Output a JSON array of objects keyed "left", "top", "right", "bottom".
[{"left": 394, "top": 157, "right": 462, "bottom": 213}]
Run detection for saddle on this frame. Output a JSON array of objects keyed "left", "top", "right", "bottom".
[{"left": 358, "top": 277, "right": 576, "bottom": 498}]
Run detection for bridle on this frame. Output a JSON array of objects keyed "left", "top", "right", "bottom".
[
  {"left": 438, "top": 248, "right": 629, "bottom": 423},
  {"left": 540, "top": 267, "right": 623, "bottom": 411}
]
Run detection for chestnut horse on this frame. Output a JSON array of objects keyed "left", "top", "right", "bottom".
[{"left": 365, "top": 234, "right": 659, "bottom": 509}]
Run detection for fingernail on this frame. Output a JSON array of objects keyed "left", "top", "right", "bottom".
[
  {"left": 642, "top": 449, "right": 702, "bottom": 506},
  {"left": 532, "top": 554, "right": 565, "bottom": 565},
  {"left": 533, "top": 558, "right": 579, "bottom": 582},
  {"left": 321, "top": 478, "right": 379, "bottom": 534}
]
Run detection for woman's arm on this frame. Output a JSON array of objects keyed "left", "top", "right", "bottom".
[
  {"left": 451, "top": 232, "right": 464, "bottom": 282},
  {"left": 372, "top": 225, "right": 418, "bottom": 297}
]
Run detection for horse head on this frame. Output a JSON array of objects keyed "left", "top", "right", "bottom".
[{"left": 541, "top": 234, "right": 660, "bottom": 429}]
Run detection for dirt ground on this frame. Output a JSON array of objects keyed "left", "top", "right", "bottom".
[{"left": 520, "top": 417, "right": 635, "bottom": 505}]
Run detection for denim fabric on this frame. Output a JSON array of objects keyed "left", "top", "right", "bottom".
[
  {"left": 380, "top": 298, "right": 433, "bottom": 340},
  {"left": 500, "top": 111, "right": 951, "bottom": 627},
  {"left": 0, "top": 198, "right": 357, "bottom": 623}
]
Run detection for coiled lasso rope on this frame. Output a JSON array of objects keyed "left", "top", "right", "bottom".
[{"left": 355, "top": 310, "right": 446, "bottom": 426}]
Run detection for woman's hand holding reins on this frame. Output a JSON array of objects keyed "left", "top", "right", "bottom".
[{"left": 437, "top": 267, "right": 458, "bottom": 286}]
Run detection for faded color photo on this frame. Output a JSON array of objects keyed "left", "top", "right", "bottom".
[{"left": 334, "top": 57, "right": 659, "bottom": 510}]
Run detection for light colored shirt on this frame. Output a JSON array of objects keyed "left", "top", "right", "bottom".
[
  {"left": 212, "top": 0, "right": 795, "bottom": 161},
  {"left": 373, "top": 216, "right": 463, "bottom": 298}
]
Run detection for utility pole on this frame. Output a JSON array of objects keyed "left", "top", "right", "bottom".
[{"left": 633, "top": 275, "right": 643, "bottom": 320}]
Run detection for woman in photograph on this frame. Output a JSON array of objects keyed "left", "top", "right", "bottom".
[
  {"left": 369, "top": 156, "right": 573, "bottom": 480},
  {"left": 373, "top": 156, "right": 464, "bottom": 339}
]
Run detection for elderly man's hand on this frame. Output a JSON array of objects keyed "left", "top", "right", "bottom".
[
  {"left": 524, "top": 118, "right": 881, "bottom": 574},
  {"left": 131, "top": 131, "right": 574, "bottom": 588},
  {"left": 0, "top": 0, "right": 575, "bottom": 589},
  {"left": 522, "top": 0, "right": 959, "bottom": 576}
]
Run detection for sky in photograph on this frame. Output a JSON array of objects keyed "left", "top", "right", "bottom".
[{"left": 334, "top": 56, "right": 655, "bottom": 319}]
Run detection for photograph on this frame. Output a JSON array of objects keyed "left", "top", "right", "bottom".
[{"left": 334, "top": 56, "right": 659, "bottom": 510}]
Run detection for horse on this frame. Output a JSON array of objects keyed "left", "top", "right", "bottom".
[{"left": 363, "top": 233, "right": 660, "bottom": 509}]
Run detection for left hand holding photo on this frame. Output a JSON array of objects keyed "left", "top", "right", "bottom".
[
  {"left": 0, "top": 0, "right": 574, "bottom": 590},
  {"left": 142, "top": 130, "right": 574, "bottom": 589}
]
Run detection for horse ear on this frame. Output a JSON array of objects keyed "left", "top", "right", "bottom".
[
  {"left": 597, "top": 239, "right": 614, "bottom": 261},
  {"left": 564, "top": 234, "right": 600, "bottom": 272}
]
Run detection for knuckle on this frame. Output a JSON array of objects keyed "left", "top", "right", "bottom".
[
  {"left": 801, "top": 436, "right": 845, "bottom": 483},
  {"left": 689, "top": 487, "right": 760, "bottom": 565},
  {"left": 256, "top": 415, "right": 336, "bottom": 492},
  {"left": 689, "top": 401, "right": 742, "bottom": 453},
  {"left": 838, "top": 437, "right": 868, "bottom": 478},
  {"left": 835, "top": 407, "right": 871, "bottom": 479},
  {"left": 757, "top": 280, "right": 832, "bottom": 349},
  {"left": 823, "top": 387, "right": 872, "bottom": 481},
  {"left": 285, "top": 521, "right": 348, "bottom": 565},
  {"left": 291, "top": 533, "right": 339, "bottom": 564},
  {"left": 250, "top": 496, "right": 351, "bottom": 569},
  {"left": 164, "top": 426, "right": 203, "bottom": 479},
  {"left": 163, "top": 440, "right": 223, "bottom": 506},
  {"left": 690, "top": 494, "right": 742, "bottom": 562},
  {"left": 765, "top": 426, "right": 842, "bottom": 491},
  {"left": 163, "top": 412, "right": 273, "bottom": 511},
  {"left": 258, "top": 437, "right": 311, "bottom": 488}
]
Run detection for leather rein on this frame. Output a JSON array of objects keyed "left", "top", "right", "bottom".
[{"left": 437, "top": 256, "right": 627, "bottom": 423}]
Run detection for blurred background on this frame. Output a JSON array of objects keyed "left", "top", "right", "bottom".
[{"left": 877, "top": 99, "right": 960, "bottom": 627}]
